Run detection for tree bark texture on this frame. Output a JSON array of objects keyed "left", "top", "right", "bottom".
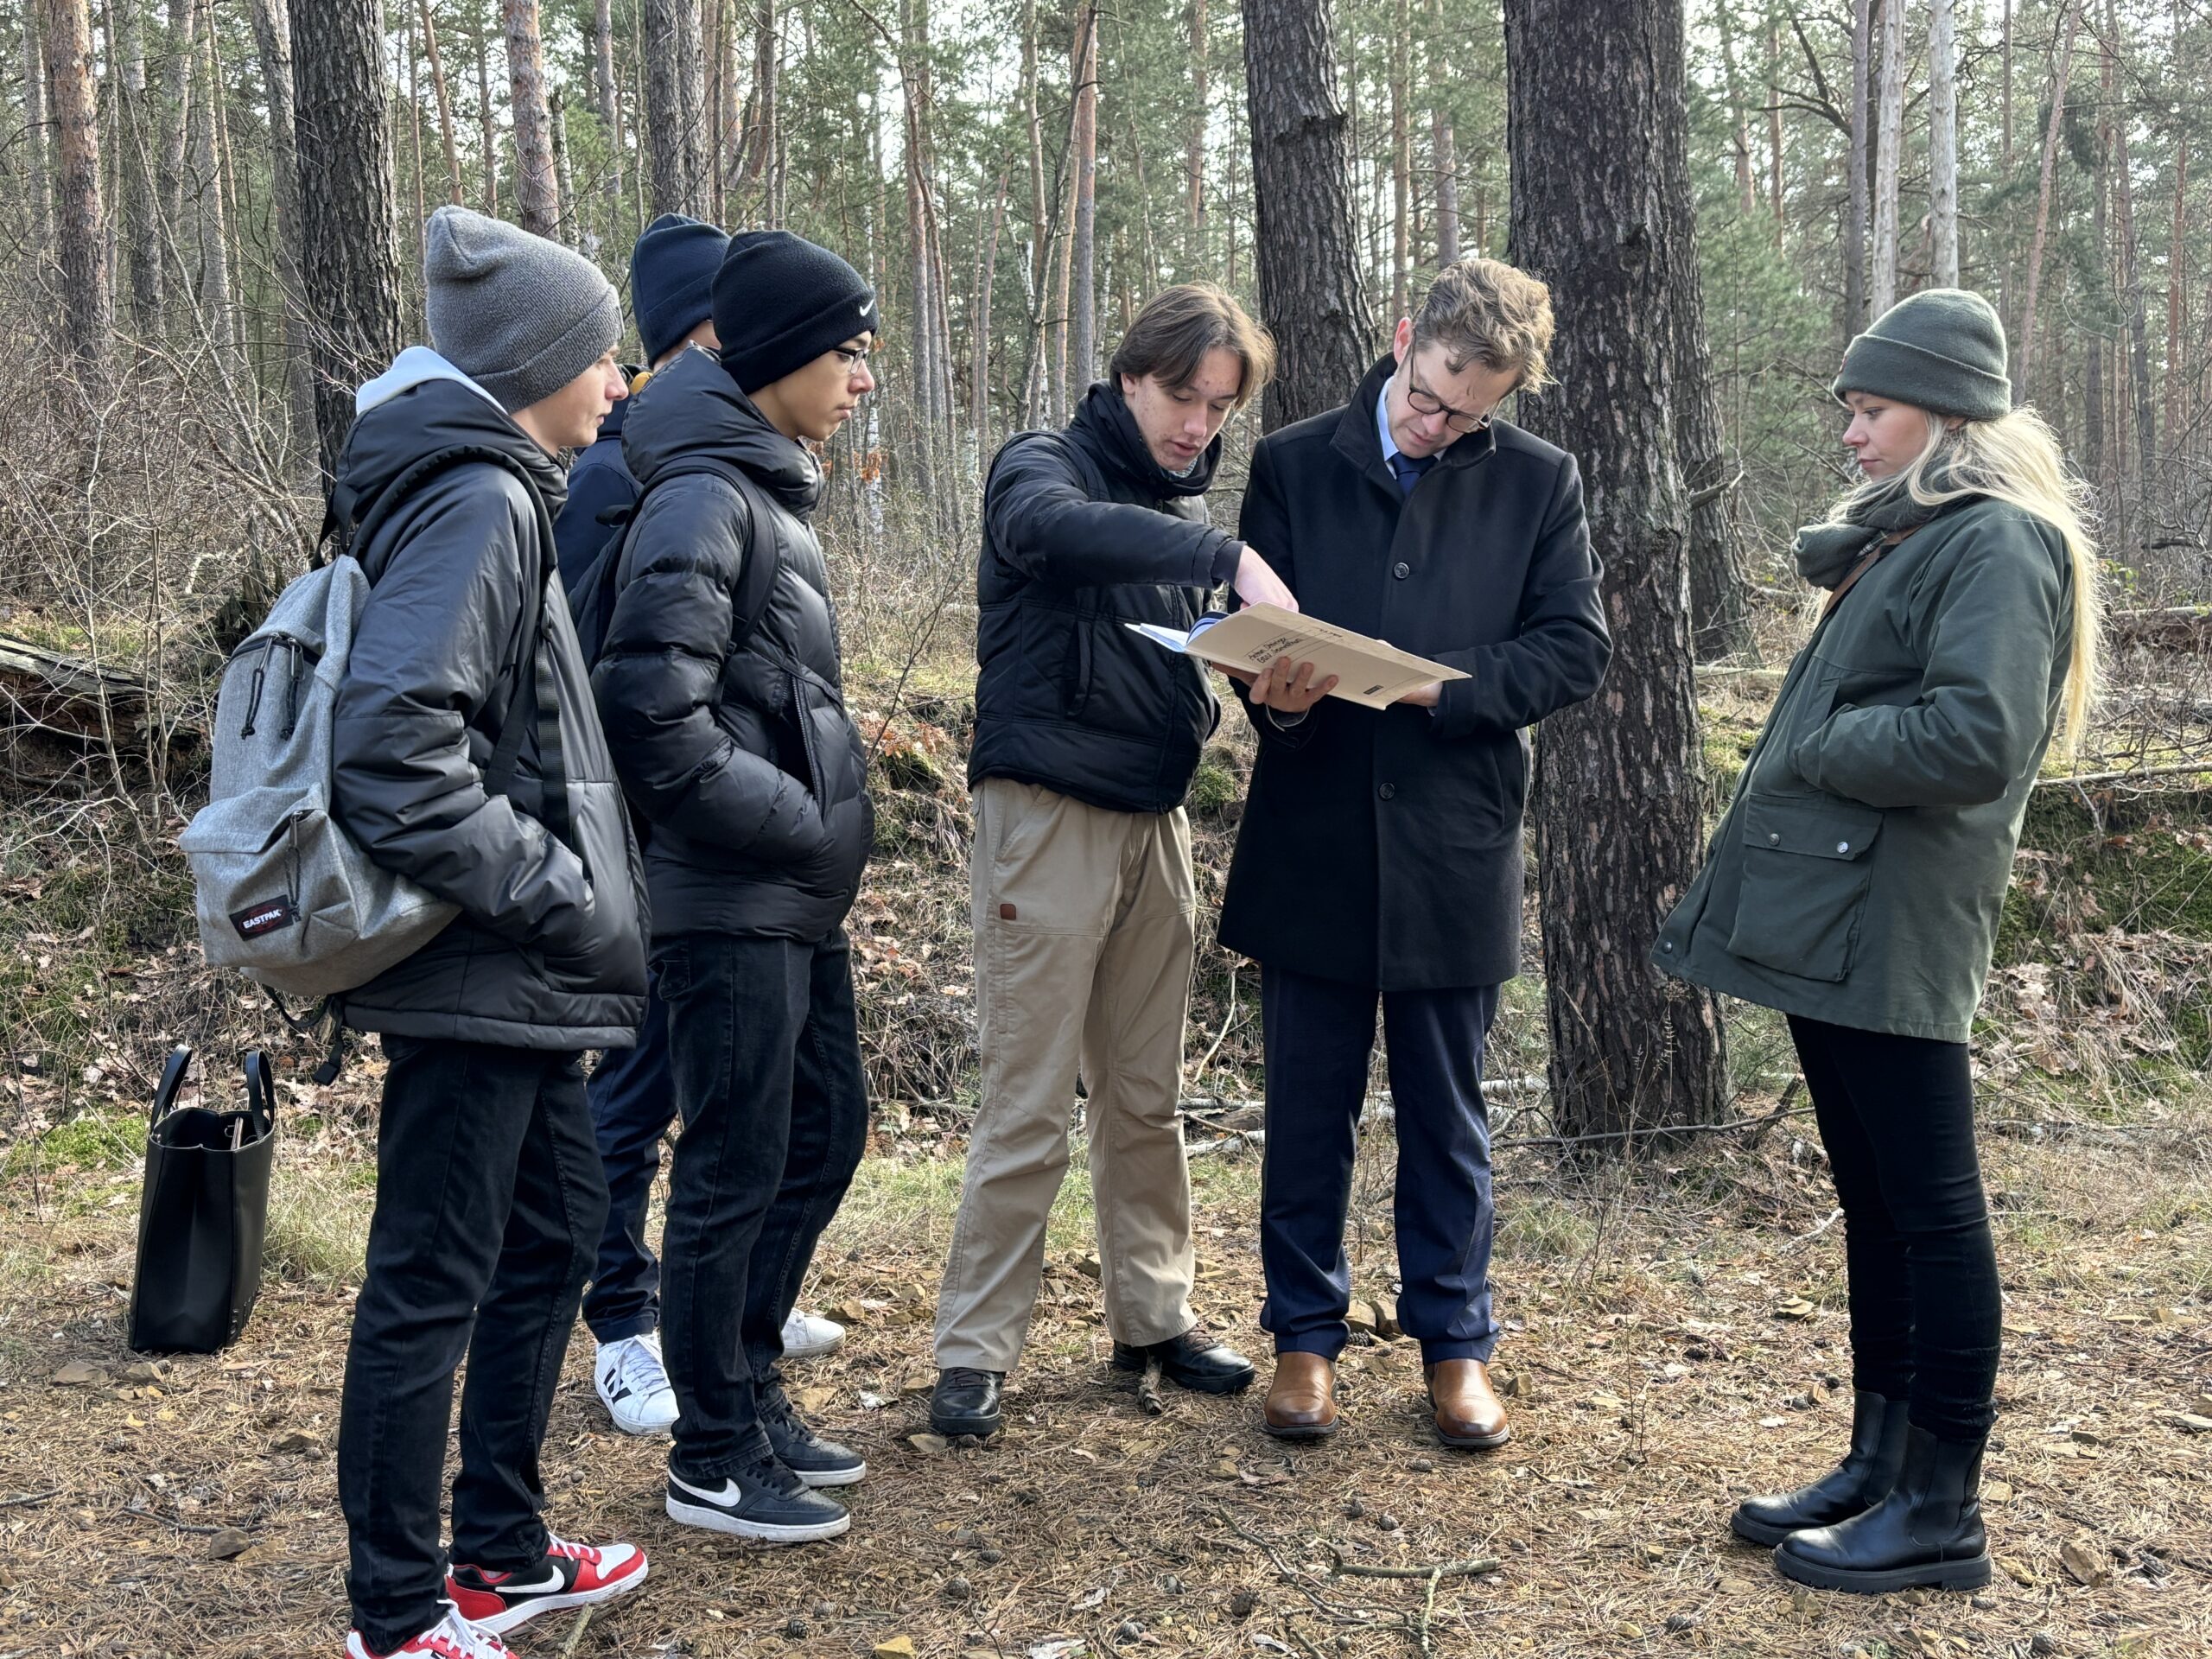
[
  {"left": 1929, "top": 0, "right": 1958, "bottom": 286},
  {"left": 115, "top": 0, "right": 163, "bottom": 333},
  {"left": 643, "top": 0, "right": 706, "bottom": 217},
  {"left": 1502, "top": 0, "right": 1727, "bottom": 1138},
  {"left": 1389, "top": 0, "right": 1408, "bottom": 323},
  {"left": 1185, "top": 0, "right": 1206, "bottom": 259},
  {"left": 1243, "top": 0, "right": 1370, "bottom": 431},
  {"left": 504, "top": 0, "right": 557, "bottom": 236},
  {"left": 290, "top": 0, "right": 404, "bottom": 480},
  {"left": 417, "top": 0, "right": 461, "bottom": 205},
  {"left": 188, "top": 10, "right": 236, "bottom": 368},
  {"left": 248, "top": 0, "right": 318, "bottom": 467},
  {"left": 1845, "top": 0, "right": 1870, "bottom": 335},
  {"left": 156, "top": 0, "right": 198, "bottom": 322},
  {"left": 473, "top": 18, "right": 497, "bottom": 213},
  {"left": 23, "top": 0, "right": 55, "bottom": 267},
  {"left": 2016, "top": 0, "right": 2081, "bottom": 393},
  {"left": 1071, "top": 4, "right": 1097, "bottom": 391},
  {"left": 1427, "top": 0, "right": 1458, "bottom": 266},
  {"left": 1870, "top": 0, "right": 1904, "bottom": 315},
  {"left": 592, "top": 0, "right": 620, "bottom": 208},
  {"left": 39, "top": 0, "right": 111, "bottom": 372}
]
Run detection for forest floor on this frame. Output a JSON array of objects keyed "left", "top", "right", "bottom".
[{"left": 0, "top": 646, "right": 2208, "bottom": 1659}]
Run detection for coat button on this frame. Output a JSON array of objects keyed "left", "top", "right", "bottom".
[
  {"left": 1661, "top": 940, "right": 1674, "bottom": 952},
  {"left": 1836, "top": 841, "right": 1850, "bottom": 853},
  {"left": 1378, "top": 783, "right": 1396, "bottom": 800},
  {"left": 1393, "top": 561, "right": 1410, "bottom": 578}
]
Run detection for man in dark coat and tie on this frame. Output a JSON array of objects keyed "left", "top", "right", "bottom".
[{"left": 1219, "top": 258, "right": 1611, "bottom": 1449}]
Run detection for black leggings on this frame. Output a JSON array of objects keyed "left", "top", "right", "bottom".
[{"left": 1788, "top": 1015, "right": 2000, "bottom": 1442}]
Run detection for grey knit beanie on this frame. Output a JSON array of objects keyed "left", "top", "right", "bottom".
[
  {"left": 1833, "top": 287, "right": 2012, "bottom": 423},
  {"left": 423, "top": 206, "right": 622, "bottom": 414}
]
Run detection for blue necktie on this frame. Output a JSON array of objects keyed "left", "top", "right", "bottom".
[{"left": 1389, "top": 450, "right": 1435, "bottom": 498}]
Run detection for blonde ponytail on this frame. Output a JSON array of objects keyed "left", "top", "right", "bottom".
[{"left": 1825, "top": 406, "right": 2103, "bottom": 757}]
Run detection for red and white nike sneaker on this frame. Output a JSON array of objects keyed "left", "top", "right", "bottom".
[
  {"left": 446, "top": 1536, "right": 649, "bottom": 1635},
  {"left": 345, "top": 1601, "right": 511, "bottom": 1659}
]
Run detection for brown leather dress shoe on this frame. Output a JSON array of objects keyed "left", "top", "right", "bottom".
[
  {"left": 1427, "top": 1359, "right": 1510, "bottom": 1449},
  {"left": 1262, "top": 1352, "right": 1339, "bottom": 1440}
]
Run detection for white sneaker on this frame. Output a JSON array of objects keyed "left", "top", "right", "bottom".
[
  {"left": 594, "top": 1333, "right": 679, "bottom": 1435},
  {"left": 346, "top": 1600, "right": 512, "bottom": 1659},
  {"left": 781, "top": 1308, "right": 845, "bottom": 1359}
]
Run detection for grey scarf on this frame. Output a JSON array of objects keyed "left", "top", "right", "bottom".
[{"left": 1793, "top": 462, "right": 1969, "bottom": 589}]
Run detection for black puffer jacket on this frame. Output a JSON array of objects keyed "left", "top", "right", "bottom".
[
  {"left": 594, "top": 346, "right": 872, "bottom": 942},
  {"left": 968, "top": 381, "right": 1244, "bottom": 815},
  {"left": 330, "top": 353, "right": 649, "bottom": 1049}
]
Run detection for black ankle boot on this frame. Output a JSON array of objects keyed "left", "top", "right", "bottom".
[
  {"left": 1731, "top": 1389, "right": 1909, "bottom": 1546},
  {"left": 1774, "top": 1423, "right": 1992, "bottom": 1593}
]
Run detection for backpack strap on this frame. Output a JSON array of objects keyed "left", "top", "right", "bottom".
[{"left": 598, "top": 456, "right": 782, "bottom": 663}]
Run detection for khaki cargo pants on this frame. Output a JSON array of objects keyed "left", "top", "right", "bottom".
[{"left": 934, "top": 777, "right": 1200, "bottom": 1370}]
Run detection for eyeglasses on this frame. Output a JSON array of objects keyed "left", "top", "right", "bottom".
[
  {"left": 1401, "top": 360, "right": 1501, "bottom": 434},
  {"left": 830, "top": 345, "right": 874, "bottom": 372}
]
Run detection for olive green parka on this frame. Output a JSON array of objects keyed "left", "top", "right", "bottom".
[{"left": 1655, "top": 496, "right": 2075, "bottom": 1042}]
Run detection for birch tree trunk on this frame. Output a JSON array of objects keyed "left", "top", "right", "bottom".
[
  {"left": 593, "top": 0, "right": 620, "bottom": 212},
  {"left": 1243, "top": 0, "right": 1370, "bottom": 429},
  {"left": 24, "top": 0, "right": 56, "bottom": 272},
  {"left": 40, "top": 0, "right": 111, "bottom": 372},
  {"left": 1185, "top": 0, "right": 1205, "bottom": 264},
  {"left": 550, "top": 86, "right": 576, "bottom": 245},
  {"left": 1869, "top": 0, "right": 1904, "bottom": 315},
  {"left": 1929, "top": 0, "right": 1958, "bottom": 286},
  {"left": 1022, "top": 0, "right": 1046, "bottom": 422},
  {"left": 503, "top": 0, "right": 556, "bottom": 236},
  {"left": 1071, "top": 4, "right": 1097, "bottom": 390},
  {"left": 1764, "top": 5, "right": 1783, "bottom": 235},
  {"left": 157, "top": 0, "right": 198, "bottom": 326},
  {"left": 1503, "top": 0, "right": 1726, "bottom": 1140},
  {"left": 1389, "top": 0, "right": 1408, "bottom": 322},
  {"left": 188, "top": 10, "right": 237, "bottom": 372}
]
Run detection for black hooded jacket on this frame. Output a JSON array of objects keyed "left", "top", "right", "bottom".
[
  {"left": 328, "top": 358, "right": 650, "bottom": 1048},
  {"left": 968, "top": 380, "right": 1245, "bottom": 815},
  {"left": 593, "top": 346, "right": 873, "bottom": 943}
]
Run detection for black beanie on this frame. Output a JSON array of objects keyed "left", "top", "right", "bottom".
[
  {"left": 631, "top": 213, "right": 729, "bottom": 366},
  {"left": 712, "top": 230, "right": 880, "bottom": 393}
]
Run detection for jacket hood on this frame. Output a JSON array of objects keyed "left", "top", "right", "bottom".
[
  {"left": 620, "top": 344, "right": 822, "bottom": 517},
  {"left": 339, "top": 347, "right": 569, "bottom": 554},
  {"left": 1071, "top": 380, "right": 1222, "bottom": 499},
  {"left": 1332, "top": 353, "right": 1498, "bottom": 478}
]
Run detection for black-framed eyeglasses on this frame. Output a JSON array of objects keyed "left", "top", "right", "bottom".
[
  {"left": 830, "top": 343, "right": 875, "bottom": 372},
  {"left": 1401, "top": 360, "right": 1500, "bottom": 434}
]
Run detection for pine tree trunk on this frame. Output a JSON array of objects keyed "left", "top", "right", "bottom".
[
  {"left": 116, "top": 0, "right": 162, "bottom": 332},
  {"left": 550, "top": 86, "right": 576, "bottom": 245},
  {"left": 1845, "top": 0, "right": 1870, "bottom": 334},
  {"left": 1929, "top": 0, "right": 1958, "bottom": 285},
  {"left": 1022, "top": 0, "right": 1046, "bottom": 422},
  {"left": 1716, "top": 0, "right": 1755, "bottom": 214},
  {"left": 40, "top": 0, "right": 111, "bottom": 372},
  {"left": 1071, "top": 4, "right": 1096, "bottom": 391},
  {"left": 1503, "top": 0, "right": 1727, "bottom": 1140},
  {"left": 2016, "top": 0, "right": 2081, "bottom": 391},
  {"left": 1764, "top": 6, "right": 1783, "bottom": 236},
  {"left": 24, "top": 0, "right": 55, "bottom": 270},
  {"left": 1869, "top": 0, "right": 1904, "bottom": 316},
  {"left": 249, "top": 0, "right": 317, "bottom": 468},
  {"left": 2106, "top": 0, "right": 2154, "bottom": 486},
  {"left": 702, "top": 0, "right": 722, "bottom": 222},
  {"left": 643, "top": 0, "right": 705, "bottom": 216},
  {"left": 1427, "top": 0, "right": 1457, "bottom": 266},
  {"left": 290, "top": 0, "right": 404, "bottom": 480},
  {"left": 188, "top": 10, "right": 236, "bottom": 370},
  {"left": 1243, "top": 0, "right": 1370, "bottom": 430},
  {"left": 417, "top": 0, "right": 461, "bottom": 205},
  {"left": 1185, "top": 0, "right": 1205, "bottom": 261},
  {"left": 593, "top": 0, "right": 620, "bottom": 212},
  {"left": 2164, "top": 0, "right": 2187, "bottom": 452},
  {"left": 474, "top": 20, "right": 498, "bottom": 213},
  {"left": 156, "top": 0, "right": 197, "bottom": 327},
  {"left": 1389, "top": 0, "right": 1408, "bottom": 322},
  {"left": 504, "top": 0, "right": 556, "bottom": 235}
]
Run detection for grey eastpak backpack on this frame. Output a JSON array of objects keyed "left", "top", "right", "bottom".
[{"left": 181, "top": 448, "right": 552, "bottom": 1000}]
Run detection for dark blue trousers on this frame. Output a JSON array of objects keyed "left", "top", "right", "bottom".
[
  {"left": 581, "top": 973, "right": 676, "bottom": 1344},
  {"left": 1258, "top": 967, "right": 1501, "bottom": 1365}
]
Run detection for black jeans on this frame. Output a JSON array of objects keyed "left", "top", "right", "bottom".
[
  {"left": 657, "top": 929, "right": 868, "bottom": 1480},
  {"left": 1789, "top": 1014, "right": 2000, "bottom": 1441},
  {"left": 581, "top": 971, "right": 677, "bottom": 1343},
  {"left": 1258, "top": 968, "right": 1503, "bottom": 1365},
  {"left": 339, "top": 1037, "right": 607, "bottom": 1654}
]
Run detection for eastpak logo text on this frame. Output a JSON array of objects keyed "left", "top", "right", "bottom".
[{"left": 231, "top": 897, "right": 297, "bottom": 939}]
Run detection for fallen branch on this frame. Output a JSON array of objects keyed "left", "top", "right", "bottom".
[
  {"left": 1491, "top": 1101, "right": 1815, "bottom": 1153},
  {"left": 1783, "top": 1206, "right": 1845, "bottom": 1250},
  {"left": 2032, "top": 760, "right": 2212, "bottom": 790},
  {"left": 119, "top": 1499, "right": 227, "bottom": 1535},
  {"left": 1324, "top": 1543, "right": 1502, "bottom": 1581},
  {"left": 556, "top": 1605, "right": 595, "bottom": 1657},
  {"left": 0, "top": 1490, "right": 59, "bottom": 1510}
]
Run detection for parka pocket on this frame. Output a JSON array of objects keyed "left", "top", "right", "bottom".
[{"left": 1725, "top": 794, "right": 1884, "bottom": 983}]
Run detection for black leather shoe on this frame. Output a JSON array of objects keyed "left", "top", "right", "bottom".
[
  {"left": 929, "top": 1367, "right": 1005, "bottom": 1438},
  {"left": 1109, "top": 1327, "right": 1256, "bottom": 1395},
  {"left": 1732, "top": 1389, "right": 1909, "bottom": 1546},
  {"left": 1774, "top": 1424, "right": 1992, "bottom": 1593}
]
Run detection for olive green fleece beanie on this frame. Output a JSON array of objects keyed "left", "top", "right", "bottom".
[{"left": 1832, "top": 288, "right": 2012, "bottom": 423}]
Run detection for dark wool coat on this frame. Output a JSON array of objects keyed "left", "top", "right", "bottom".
[
  {"left": 1217, "top": 356, "right": 1611, "bottom": 990},
  {"left": 330, "top": 368, "right": 649, "bottom": 1049},
  {"left": 1656, "top": 496, "right": 2075, "bottom": 1042},
  {"left": 592, "top": 346, "right": 873, "bottom": 944}
]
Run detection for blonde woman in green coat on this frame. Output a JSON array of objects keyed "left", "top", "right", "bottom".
[{"left": 1655, "top": 289, "right": 2101, "bottom": 1595}]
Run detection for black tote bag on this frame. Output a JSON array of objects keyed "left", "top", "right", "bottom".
[{"left": 127, "top": 1048, "right": 277, "bottom": 1355}]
